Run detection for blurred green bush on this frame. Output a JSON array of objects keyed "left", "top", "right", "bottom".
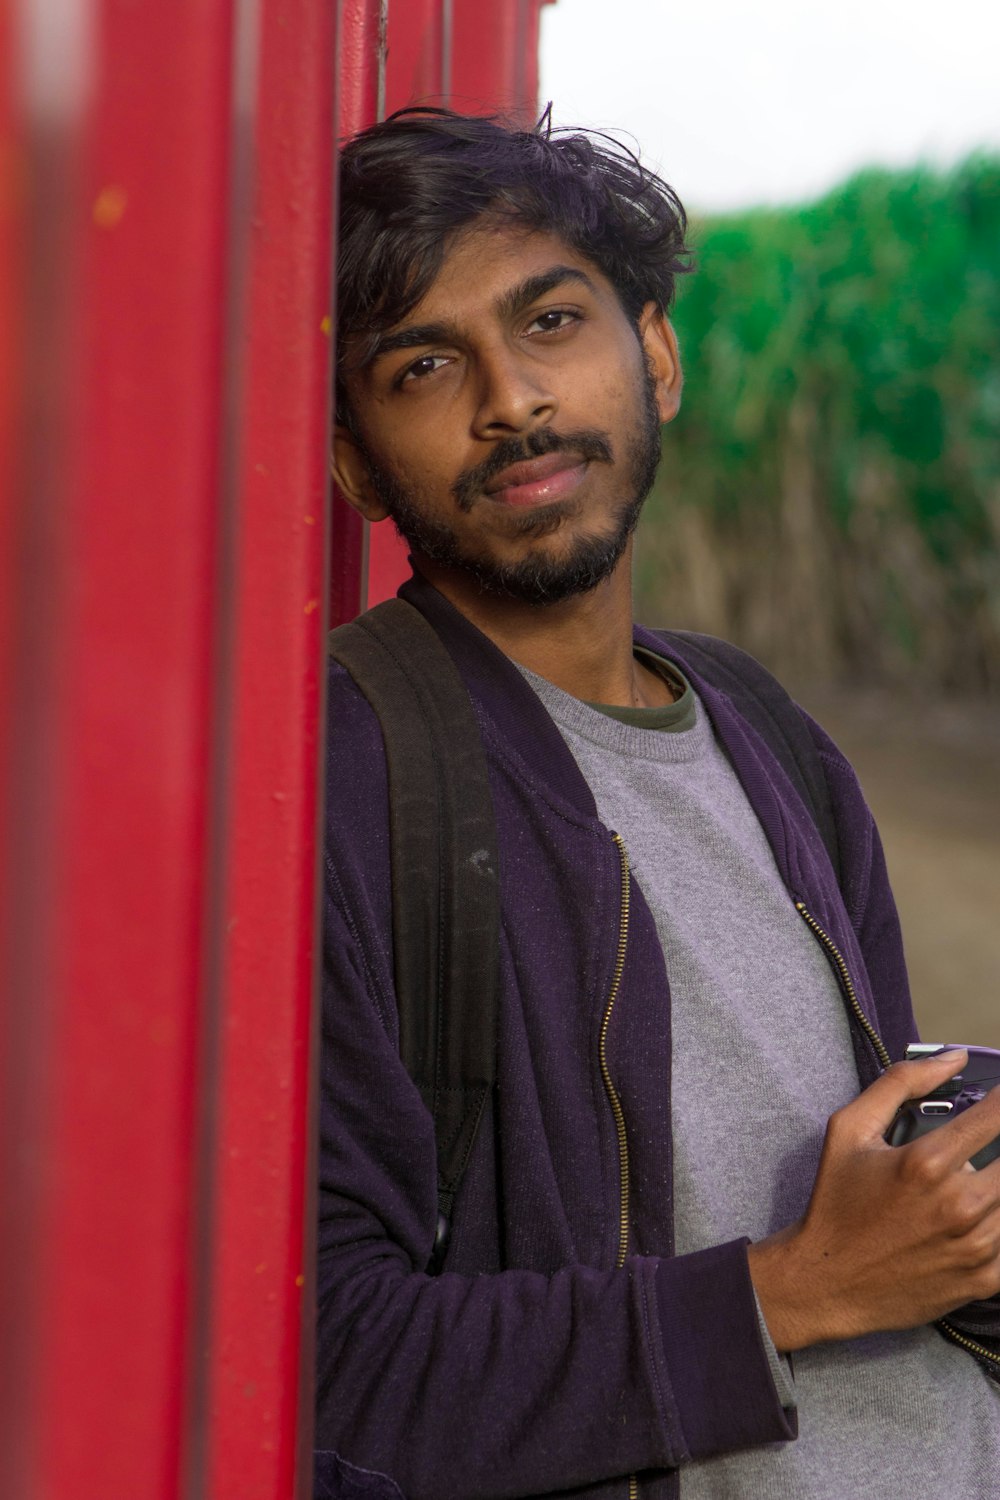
[{"left": 637, "top": 156, "right": 1000, "bottom": 694}]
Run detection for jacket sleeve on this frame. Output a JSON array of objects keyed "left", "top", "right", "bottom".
[
  {"left": 315, "top": 884, "right": 795, "bottom": 1500},
  {"left": 804, "top": 710, "right": 1000, "bottom": 1382}
]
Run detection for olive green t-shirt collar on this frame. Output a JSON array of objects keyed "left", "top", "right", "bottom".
[{"left": 583, "top": 647, "right": 696, "bottom": 733}]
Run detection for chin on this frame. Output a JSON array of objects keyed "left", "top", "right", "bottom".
[
  {"left": 440, "top": 511, "right": 637, "bottom": 607},
  {"left": 498, "top": 497, "right": 580, "bottom": 542}
]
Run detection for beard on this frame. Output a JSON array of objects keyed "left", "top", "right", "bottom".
[{"left": 358, "top": 361, "right": 663, "bottom": 606}]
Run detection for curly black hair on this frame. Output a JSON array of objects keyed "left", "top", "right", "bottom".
[{"left": 335, "top": 107, "right": 691, "bottom": 420}]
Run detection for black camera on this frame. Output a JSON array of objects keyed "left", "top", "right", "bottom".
[{"left": 886, "top": 1043, "right": 1000, "bottom": 1170}]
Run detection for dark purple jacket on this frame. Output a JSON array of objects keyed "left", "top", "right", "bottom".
[{"left": 316, "top": 574, "right": 1000, "bottom": 1500}]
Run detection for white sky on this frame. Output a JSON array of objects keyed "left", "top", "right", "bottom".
[{"left": 540, "top": 0, "right": 1000, "bottom": 212}]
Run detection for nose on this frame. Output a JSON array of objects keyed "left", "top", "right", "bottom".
[{"left": 471, "top": 343, "right": 557, "bottom": 438}]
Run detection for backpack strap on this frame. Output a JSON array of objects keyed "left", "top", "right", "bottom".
[
  {"left": 329, "top": 599, "right": 500, "bottom": 1269},
  {"left": 652, "top": 629, "right": 842, "bottom": 885}
]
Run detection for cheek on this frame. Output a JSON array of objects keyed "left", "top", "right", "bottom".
[
  {"left": 585, "top": 341, "right": 645, "bottom": 415},
  {"left": 592, "top": 377, "right": 639, "bottom": 442},
  {"left": 374, "top": 433, "right": 453, "bottom": 507}
]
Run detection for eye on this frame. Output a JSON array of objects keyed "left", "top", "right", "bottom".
[
  {"left": 526, "top": 309, "right": 579, "bottom": 335},
  {"left": 399, "top": 353, "right": 451, "bottom": 385}
]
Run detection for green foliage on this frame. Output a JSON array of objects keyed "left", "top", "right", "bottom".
[{"left": 637, "top": 156, "right": 1000, "bottom": 692}]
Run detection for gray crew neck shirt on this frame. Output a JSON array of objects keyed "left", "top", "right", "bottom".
[{"left": 517, "top": 657, "right": 1000, "bottom": 1498}]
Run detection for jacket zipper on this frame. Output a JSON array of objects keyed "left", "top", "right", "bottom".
[
  {"left": 600, "top": 835, "right": 638, "bottom": 1499},
  {"left": 795, "top": 899, "right": 1000, "bottom": 1375},
  {"left": 936, "top": 1318, "right": 1000, "bottom": 1372},
  {"left": 600, "top": 834, "right": 632, "bottom": 1269},
  {"left": 793, "top": 901, "right": 891, "bottom": 1070}
]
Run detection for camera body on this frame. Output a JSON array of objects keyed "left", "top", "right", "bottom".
[{"left": 886, "top": 1043, "right": 1000, "bottom": 1170}]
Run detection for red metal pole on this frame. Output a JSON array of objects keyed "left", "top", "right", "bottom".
[
  {"left": 14, "top": 3, "right": 235, "bottom": 1496},
  {"left": 385, "top": 0, "right": 445, "bottom": 109},
  {"left": 520, "top": 0, "right": 556, "bottom": 117},
  {"left": 0, "top": 5, "right": 40, "bottom": 1494},
  {"left": 200, "top": 0, "right": 336, "bottom": 1493},
  {"left": 451, "top": 0, "right": 553, "bottom": 120}
]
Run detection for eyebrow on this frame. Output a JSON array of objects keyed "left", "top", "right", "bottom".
[
  {"left": 368, "top": 321, "right": 458, "bottom": 360},
  {"left": 368, "top": 264, "right": 598, "bottom": 366},
  {"left": 495, "top": 265, "right": 597, "bottom": 322}
]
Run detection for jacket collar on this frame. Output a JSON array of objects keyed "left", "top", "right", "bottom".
[
  {"left": 399, "top": 571, "right": 601, "bottom": 821},
  {"left": 398, "top": 573, "right": 794, "bottom": 864}
]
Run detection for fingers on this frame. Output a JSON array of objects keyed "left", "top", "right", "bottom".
[
  {"left": 904, "top": 1150, "right": 1000, "bottom": 1232},
  {"left": 916, "top": 1084, "right": 1000, "bottom": 1174},
  {"left": 941, "top": 1194, "right": 1000, "bottom": 1304},
  {"left": 843, "top": 1050, "right": 969, "bottom": 1143},
  {"left": 951, "top": 1159, "right": 1000, "bottom": 1233}
]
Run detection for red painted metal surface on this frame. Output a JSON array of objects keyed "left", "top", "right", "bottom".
[
  {"left": 451, "top": 0, "right": 551, "bottom": 121},
  {"left": 0, "top": 6, "right": 38, "bottom": 1495},
  {"left": 0, "top": 0, "right": 331, "bottom": 1492},
  {"left": 385, "top": 0, "right": 445, "bottom": 107},
  {"left": 0, "top": 0, "right": 19, "bottom": 1026},
  {"left": 22, "top": 3, "right": 235, "bottom": 1497},
  {"left": 201, "top": 0, "right": 335, "bottom": 1493},
  {"left": 0, "top": 1, "right": 15, "bottom": 762}
]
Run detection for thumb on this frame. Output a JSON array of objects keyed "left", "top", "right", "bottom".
[{"left": 849, "top": 1049, "right": 968, "bottom": 1144}]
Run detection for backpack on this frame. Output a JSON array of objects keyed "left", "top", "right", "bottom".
[{"left": 328, "top": 599, "right": 840, "bottom": 1271}]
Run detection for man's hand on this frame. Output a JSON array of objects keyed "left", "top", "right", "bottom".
[{"left": 748, "top": 1050, "right": 1000, "bottom": 1352}]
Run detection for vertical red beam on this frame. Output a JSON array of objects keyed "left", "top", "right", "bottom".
[
  {"left": 451, "top": 0, "right": 552, "bottom": 119},
  {"left": 450, "top": 0, "right": 520, "bottom": 115},
  {"left": 0, "top": 0, "right": 20, "bottom": 1017},
  {"left": 0, "top": 0, "right": 16, "bottom": 763},
  {"left": 3, "top": 0, "right": 339, "bottom": 1491},
  {"left": 385, "top": 0, "right": 444, "bottom": 108},
  {"left": 13, "top": 2, "right": 235, "bottom": 1497},
  {"left": 519, "top": 0, "right": 554, "bottom": 115},
  {"left": 201, "top": 0, "right": 335, "bottom": 1494},
  {"left": 0, "top": 4, "right": 37, "bottom": 1495}
]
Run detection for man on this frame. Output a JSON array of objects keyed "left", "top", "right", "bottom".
[{"left": 317, "top": 108, "right": 1000, "bottom": 1499}]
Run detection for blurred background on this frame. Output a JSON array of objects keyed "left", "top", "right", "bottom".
[{"left": 542, "top": 0, "right": 1000, "bottom": 1047}]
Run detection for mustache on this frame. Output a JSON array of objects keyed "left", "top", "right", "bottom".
[{"left": 452, "top": 427, "right": 614, "bottom": 511}]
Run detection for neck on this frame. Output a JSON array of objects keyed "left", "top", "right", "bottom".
[{"left": 412, "top": 545, "right": 674, "bottom": 709}]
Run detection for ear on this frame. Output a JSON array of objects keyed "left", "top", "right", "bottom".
[
  {"left": 637, "top": 303, "right": 682, "bottom": 425},
  {"left": 330, "top": 424, "right": 390, "bottom": 522}
]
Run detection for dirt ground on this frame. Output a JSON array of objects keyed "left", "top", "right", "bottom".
[{"left": 797, "top": 688, "right": 1000, "bottom": 1050}]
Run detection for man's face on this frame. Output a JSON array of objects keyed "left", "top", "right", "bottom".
[{"left": 335, "top": 222, "right": 681, "bottom": 605}]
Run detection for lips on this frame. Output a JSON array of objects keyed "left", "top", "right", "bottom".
[{"left": 482, "top": 453, "right": 589, "bottom": 508}]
